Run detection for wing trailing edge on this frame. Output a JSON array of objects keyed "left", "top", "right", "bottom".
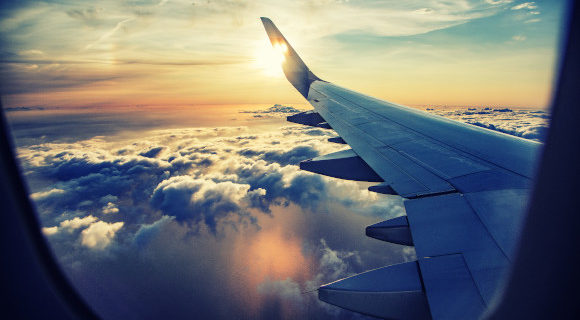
[{"left": 318, "top": 261, "right": 431, "bottom": 319}]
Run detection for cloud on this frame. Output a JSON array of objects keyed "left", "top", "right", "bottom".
[
  {"left": 20, "top": 105, "right": 538, "bottom": 247},
  {"left": 102, "top": 202, "right": 119, "bottom": 214},
  {"left": 240, "top": 104, "right": 304, "bottom": 116},
  {"left": 302, "top": 238, "right": 363, "bottom": 291},
  {"left": 66, "top": 7, "right": 104, "bottom": 27},
  {"left": 30, "top": 188, "right": 66, "bottom": 200},
  {"left": 132, "top": 215, "right": 174, "bottom": 247},
  {"left": 512, "top": 35, "right": 526, "bottom": 41},
  {"left": 100, "top": 194, "right": 118, "bottom": 203},
  {"left": 485, "top": 0, "right": 514, "bottom": 4},
  {"left": 238, "top": 145, "right": 320, "bottom": 165},
  {"left": 80, "top": 220, "right": 124, "bottom": 249},
  {"left": 256, "top": 237, "right": 371, "bottom": 318},
  {"left": 18, "top": 49, "right": 44, "bottom": 56},
  {"left": 0, "top": 58, "right": 244, "bottom": 66},
  {"left": 42, "top": 215, "right": 99, "bottom": 236},
  {"left": 317, "top": 238, "right": 360, "bottom": 280},
  {"left": 139, "top": 146, "right": 164, "bottom": 158},
  {"left": 60, "top": 215, "right": 98, "bottom": 231},
  {"left": 150, "top": 176, "right": 260, "bottom": 232},
  {"left": 42, "top": 226, "right": 59, "bottom": 236},
  {"left": 3, "top": 106, "right": 46, "bottom": 112},
  {"left": 257, "top": 278, "right": 303, "bottom": 304},
  {"left": 17, "top": 106, "right": 534, "bottom": 318},
  {"left": 0, "top": 0, "right": 557, "bottom": 110},
  {"left": 17, "top": 117, "right": 401, "bottom": 238},
  {"left": 16, "top": 116, "right": 402, "bottom": 251},
  {"left": 511, "top": 2, "right": 537, "bottom": 10},
  {"left": 0, "top": 62, "right": 127, "bottom": 95},
  {"left": 425, "top": 107, "right": 549, "bottom": 142},
  {"left": 84, "top": 17, "right": 136, "bottom": 50}
]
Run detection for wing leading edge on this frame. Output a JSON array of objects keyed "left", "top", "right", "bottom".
[{"left": 260, "top": 18, "right": 540, "bottom": 319}]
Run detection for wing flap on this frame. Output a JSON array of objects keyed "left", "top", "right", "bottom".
[
  {"left": 318, "top": 261, "right": 431, "bottom": 319},
  {"left": 463, "top": 189, "right": 529, "bottom": 258},
  {"left": 405, "top": 193, "right": 511, "bottom": 305},
  {"left": 418, "top": 255, "right": 486, "bottom": 320}
]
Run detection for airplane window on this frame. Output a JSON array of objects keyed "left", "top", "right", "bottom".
[{"left": 1, "top": 1, "right": 568, "bottom": 319}]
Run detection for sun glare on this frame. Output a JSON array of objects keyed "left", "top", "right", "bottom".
[{"left": 253, "top": 40, "right": 287, "bottom": 77}]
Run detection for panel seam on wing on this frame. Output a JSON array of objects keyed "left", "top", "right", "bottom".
[{"left": 316, "top": 84, "right": 534, "bottom": 180}]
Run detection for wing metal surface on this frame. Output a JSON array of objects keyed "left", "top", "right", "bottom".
[{"left": 261, "top": 17, "right": 541, "bottom": 319}]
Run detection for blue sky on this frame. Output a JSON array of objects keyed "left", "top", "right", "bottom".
[{"left": 0, "top": 0, "right": 567, "bottom": 109}]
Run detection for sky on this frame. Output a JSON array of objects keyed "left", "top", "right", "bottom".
[
  {"left": 0, "top": 0, "right": 565, "bottom": 319},
  {"left": 0, "top": 0, "right": 567, "bottom": 109}
]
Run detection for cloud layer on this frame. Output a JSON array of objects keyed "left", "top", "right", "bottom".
[
  {"left": 18, "top": 112, "right": 407, "bottom": 319},
  {"left": 15, "top": 103, "right": 547, "bottom": 319},
  {"left": 424, "top": 106, "right": 550, "bottom": 142}
]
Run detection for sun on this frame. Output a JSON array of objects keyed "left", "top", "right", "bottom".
[{"left": 253, "top": 39, "right": 287, "bottom": 78}]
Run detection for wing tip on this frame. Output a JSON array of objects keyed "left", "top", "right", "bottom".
[{"left": 260, "top": 17, "right": 273, "bottom": 26}]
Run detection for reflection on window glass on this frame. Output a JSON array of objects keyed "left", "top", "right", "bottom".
[{"left": 1, "top": 0, "right": 565, "bottom": 319}]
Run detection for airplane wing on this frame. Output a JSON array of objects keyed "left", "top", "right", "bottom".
[{"left": 261, "top": 17, "right": 542, "bottom": 319}]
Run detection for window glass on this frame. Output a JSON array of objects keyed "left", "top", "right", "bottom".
[{"left": 1, "top": 1, "right": 566, "bottom": 319}]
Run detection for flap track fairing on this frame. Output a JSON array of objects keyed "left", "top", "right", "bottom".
[
  {"left": 300, "top": 149, "right": 382, "bottom": 182},
  {"left": 287, "top": 110, "right": 324, "bottom": 127},
  {"left": 366, "top": 216, "right": 414, "bottom": 246}
]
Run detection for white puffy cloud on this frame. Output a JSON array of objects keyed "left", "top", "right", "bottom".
[
  {"left": 42, "top": 226, "right": 58, "bottom": 236},
  {"left": 80, "top": 221, "right": 124, "bottom": 250},
  {"left": 19, "top": 119, "right": 391, "bottom": 236},
  {"left": 102, "top": 202, "right": 119, "bottom": 214},
  {"left": 150, "top": 176, "right": 260, "bottom": 231},
  {"left": 512, "top": 2, "right": 537, "bottom": 10},
  {"left": 42, "top": 215, "right": 99, "bottom": 235},
  {"left": 21, "top": 105, "right": 544, "bottom": 243},
  {"left": 60, "top": 215, "right": 98, "bottom": 231}
]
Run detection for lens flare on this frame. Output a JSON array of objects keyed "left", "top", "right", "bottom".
[{"left": 253, "top": 41, "right": 288, "bottom": 77}]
